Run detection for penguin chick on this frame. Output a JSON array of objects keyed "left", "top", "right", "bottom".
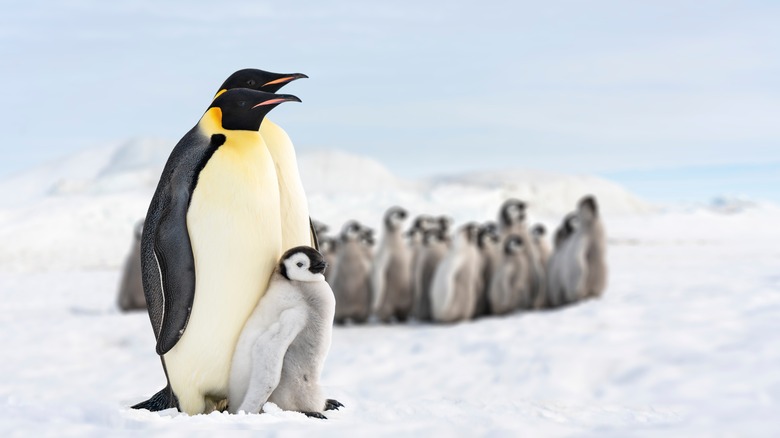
[
  {"left": 371, "top": 207, "right": 413, "bottom": 323},
  {"left": 488, "top": 234, "right": 531, "bottom": 314},
  {"left": 228, "top": 246, "right": 336, "bottom": 418},
  {"left": 496, "top": 199, "right": 544, "bottom": 310},
  {"left": 331, "top": 221, "right": 372, "bottom": 324},
  {"left": 562, "top": 196, "right": 608, "bottom": 302},
  {"left": 430, "top": 223, "right": 481, "bottom": 323},
  {"left": 547, "top": 213, "right": 578, "bottom": 307},
  {"left": 319, "top": 236, "right": 338, "bottom": 284},
  {"left": 473, "top": 222, "right": 500, "bottom": 317},
  {"left": 117, "top": 220, "right": 147, "bottom": 311},
  {"left": 411, "top": 228, "right": 449, "bottom": 321}
]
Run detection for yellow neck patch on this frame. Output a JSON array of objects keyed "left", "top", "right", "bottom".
[{"left": 198, "top": 107, "right": 263, "bottom": 146}]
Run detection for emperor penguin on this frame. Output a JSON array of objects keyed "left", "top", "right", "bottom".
[
  {"left": 211, "top": 68, "right": 318, "bottom": 251},
  {"left": 371, "top": 207, "right": 413, "bottom": 322},
  {"left": 561, "top": 196, "right": 608, "bottom": 302},
  {"left": 430, "top": 223, "right": 481, "bottom": 323},
  {"left": 473, "top": 222, "right": 500, "bottom": 317},
  {"left": 117, "top": 220, "right": 146, "bottom": 311},
  {"left": 132, "top": 89, "right": 300, "bottom": 415},
  {"left": 331, "top": 221, "right": 372, "bottom": 324},
  {"left": 488, "top": 235, "right": 531, "bottom": 314},
  {"left": 411, "top": 228, "right": 449, "bottom": 321},
  {"left": 228, "top": 246, "right": 341, "bottom": 418},
  {"left": 546, "top": 213, "right": 578, "bottom": 308},
  {"left": 497, "top": 199, "right": 544, "bottom": 309}
]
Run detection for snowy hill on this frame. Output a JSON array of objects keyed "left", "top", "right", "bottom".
[{"left": 0, "top": 138, "right": 655, "bottom": 272}]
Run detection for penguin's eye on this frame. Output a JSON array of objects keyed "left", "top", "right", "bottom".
[
  {"left": 247, "top": 79, "right": 256, "bottom": 86},
  {"left": 296, "top": 262, "right": 304, "bottom": 268},
  {"left": 237, "top": 101, "right": 247, "bottom": 108}
]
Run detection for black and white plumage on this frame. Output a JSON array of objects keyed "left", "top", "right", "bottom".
[{"left": 228, "top": 246, "right": 337, "bottom": 418}]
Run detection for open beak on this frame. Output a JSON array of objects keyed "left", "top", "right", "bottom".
[{"left": 263, "top": 73, "right": 309, "bottom": 87}]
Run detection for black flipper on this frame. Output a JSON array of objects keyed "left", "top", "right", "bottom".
[
  {"left": 140, "top": 132, "right": 226, "bottom": 356},
  {"left": 325, "top": 399, "right": 344, "bottom": 411},
  {"left": 309, "top": 217, "right": 320, "bottom": 251},
  {"left": 154, "top": 185, "right": 197, "bottom": 355},
  {"left": 132, "top": 384, "right": 178, "bottom": 412}
]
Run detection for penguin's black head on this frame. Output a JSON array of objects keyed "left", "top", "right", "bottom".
[
  {"left": 340, "top": 221, "right": 363, "bottom": 241},
  {"left": 279, "top": 246, "right": 327, "bottom": 282},
  {"left": 217, "top": 68, "right": 308, "bottom": 95},
  {"left": 385, "top": 206, "right": 408, "bottom": 230},
  {"left": 578, "top": 195, "right": 599, "bottom": 220},
  {"left": 361, "top": 228, "right": 376, "bottom": 246},
  {"left": 531, "top": 224, "right": 546, "bottom": 238},
  {"left": 437, "top": 216, "right": 452, "bottom": 233},
  {"left": 563, "top": 212, "right": 578, "bottom": 234},
  {"left": 504, "top": 234, "right": 524, "bottom": 255},
  {"left": 477, "top": 223, "right": 499, "bottom": 248},
  {"left": 412, "top": 215, "right": 434, "bottom": 231},
  {"left": 500, "top": 199, "right": 527, "bottom": 226},
  {"left": 208, "top": 88, "right": 301, "bottom": 131},
  {"left": 460, "top": 222, "right": 480, "bottom": 245},
  {"left": 311, "top": 220, "right": 329, "bottom": 235}
]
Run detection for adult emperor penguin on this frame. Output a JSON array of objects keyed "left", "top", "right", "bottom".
[
  {"left": 212, "top": 68, "right": 318, "bottom": 251},
  {"left": 430, "top": 223, "right": 481, "bottom": 323},
  {"left": 132, "top": 89, "right": 300, "bottom": 415},
  {"left": 562, "top": 196, "right": 608, "bottom": 302},
  {"left": 228, "top": 246, "right": 340, "bottom": 417},
  {"left": 497, "top": 199, "right": 544, "bottom": 309},
  {"left": 331, "top": 221, "right": 373, "bottom": 324},
  {"left": 488, "top": 235, "right": 531, "bottom": 314},
  {"left": 117, "top": 220, "right": 146, "bottom": 311},
  {"left": 411, "top": 228, "right": 449, "bottom": 321},
  {"left": 371, "top": 207, "right": 413, "bottom": 322}
]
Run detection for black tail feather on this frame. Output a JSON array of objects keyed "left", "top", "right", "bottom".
[{"left": 131, "top": 385, "right": 178, "bottom": 412}]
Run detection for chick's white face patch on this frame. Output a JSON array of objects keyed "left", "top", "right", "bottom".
[{"left": 284, "top": 252, "right": 325, "bottom": 282}]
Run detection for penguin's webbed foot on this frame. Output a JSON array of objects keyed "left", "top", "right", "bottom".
[
  {"left": 304, "top": 411, "right": 328, "bottom": 419},
  {"left": 325, "top": 398, "right": 344, "bottom": 411}
]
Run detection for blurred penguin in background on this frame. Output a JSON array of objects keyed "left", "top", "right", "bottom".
[
  {"left": 412, "top": 228, "right": 450, "bottom": 321},
  {"left": 331, "top": 221, "right": 372, "bottom": 324},
  {"left": 319, "top": 236, "right": 338, "bottom": 284},
  {"left": 547, "top": 213, "right": 578, "bottom": 307},
  {"left": 473, "top": 222, "right": 500, "bottom": 317},
  {"left": 497, "top": 199, "right": 544, "bottom": 309},
  {"left": 430, "top": 223, "right": 481, "bottom": 323},
  {"left": 489, "top": 234, "right": 531, "bottom": 314},
  {"left": 117, "top": 220, "right": 147, "bottom": 311},
  {"left": 371, "top": 207, "right": 413, "bottom": 322},
  {"left": 530, "top": 224, "right": 552, "bottom": 308},
  {"left": 562, "top": 196, "right": 608, "bottom": 302}
]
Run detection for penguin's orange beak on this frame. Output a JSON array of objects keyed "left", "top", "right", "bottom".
[
  {"left": 252, "top": 94, "right": 302, "bottom": 108},
  {"left": 262, "top": 73, "right": 309, "bottom": 87}
]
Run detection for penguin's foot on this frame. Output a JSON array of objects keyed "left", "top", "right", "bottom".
[
  {"left": 325, "top": 399, "right": 344, "bottom": 411},
  {"left": 303, "top": 411, "right": 327, "bottom": 419}
]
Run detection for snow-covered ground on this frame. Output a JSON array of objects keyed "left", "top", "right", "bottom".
[{"left": 0, "top": 144, "right": 778, "bottom": 436}]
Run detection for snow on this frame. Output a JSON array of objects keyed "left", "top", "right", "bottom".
[{"left": 0, "top": 143, "right": 778, "bottom": 435}]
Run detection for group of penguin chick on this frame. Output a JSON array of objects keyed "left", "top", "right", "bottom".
[{"left": 317, "top": 195, "right": 608, "bottom": 325}]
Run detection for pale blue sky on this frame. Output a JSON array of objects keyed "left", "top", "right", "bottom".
[{"left": 1, "top": 0, "right": 778, "bottom": 202}]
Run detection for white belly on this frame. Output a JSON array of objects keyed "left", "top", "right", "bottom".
[
  {"left": 164, "top": 134, "right": 282, "bottom": 415},
  {"left": 261, "top": 119, "right": 311, "bottom": 251}
]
